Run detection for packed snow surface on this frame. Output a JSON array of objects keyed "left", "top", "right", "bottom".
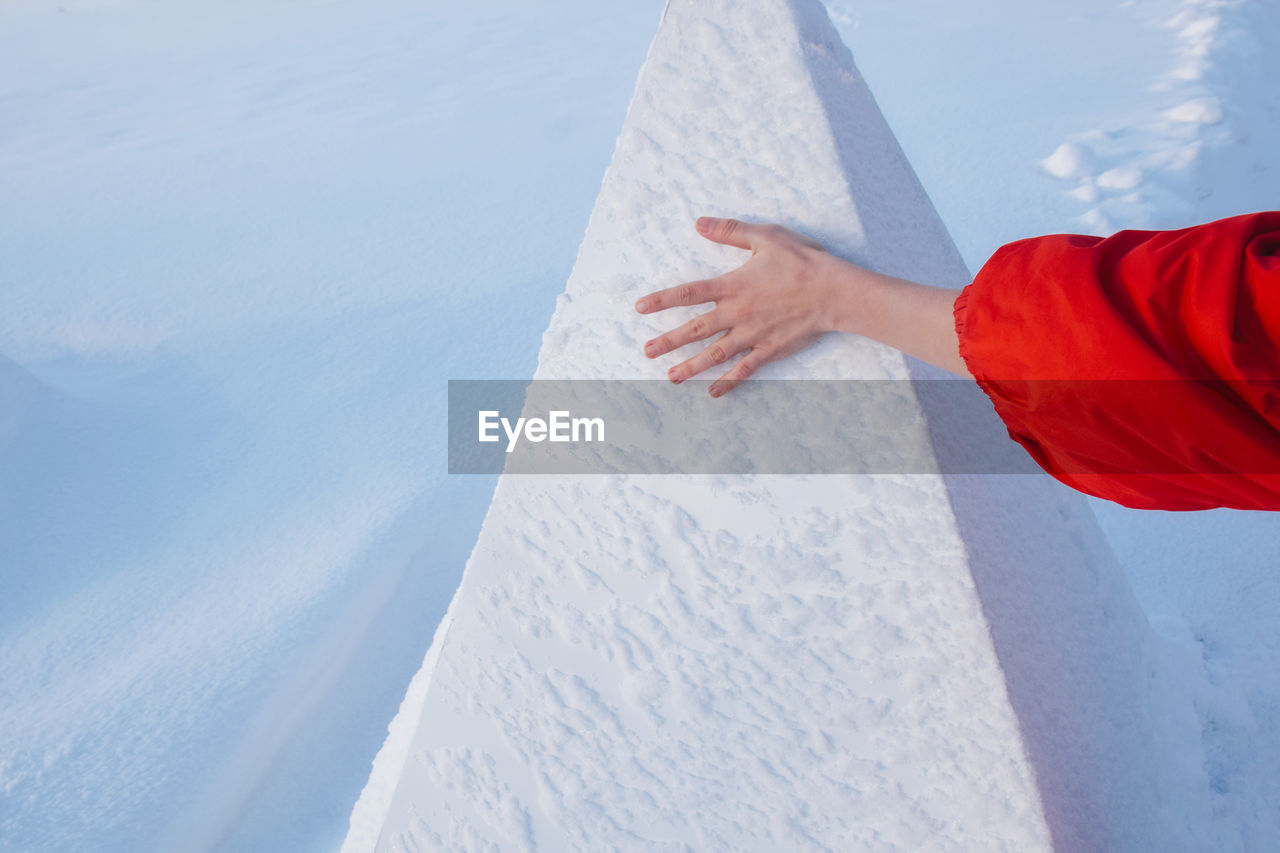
[
  {"left": 349, "top": 1, "right": 1226, "bottom": 850},
  {"left": 0, "top": 1, "right": 659, "bottom": 850},
  {"left": 3, "top": 0, "right": 1279, "bottom": 849}
]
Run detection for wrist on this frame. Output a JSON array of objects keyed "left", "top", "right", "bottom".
[{"left": 821, "top": 256, "right": 885, "bottom": 337}]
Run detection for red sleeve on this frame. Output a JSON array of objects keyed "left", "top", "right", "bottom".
[{"left": 954, "top": 211, "right": 1280, "bottom": 511}]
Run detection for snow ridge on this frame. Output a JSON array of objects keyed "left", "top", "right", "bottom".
[{"left": 347, "top": 1, "right": 1215, "bottom": 849}]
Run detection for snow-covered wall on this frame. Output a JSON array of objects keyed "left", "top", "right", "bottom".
[{"left": 347, "top": 0, "right": 1213, "bottom": 849}]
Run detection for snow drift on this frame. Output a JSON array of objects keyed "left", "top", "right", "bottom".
[{"left": 347, "top": 0, "right": 1213, "bottom": 849}]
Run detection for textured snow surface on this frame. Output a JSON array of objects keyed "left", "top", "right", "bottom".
[
  {"left": 0, "top": 1, "right": 659, "bottom": 849},
  {"left": 6, "top": 0, "right": 1275, "bottom": 848},
  {"left": 349, "top": 1, "right": 1213, "bottom": 849}
]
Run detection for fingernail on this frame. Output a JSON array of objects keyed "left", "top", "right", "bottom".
[
  {"left": 668, "top": 368, "right": 683, "bottom": 383},
  {"left": 635, "top": 298, "right": 649, "bottom": 313},
  {"left": 696, "top": 217, "right": 712, "bottom": 234},
  {"left": 644, "top": 341, "right": 657, "bottom": 357},
  {"left": 709, "top": 385, "right": 722, "bottom": 397}
]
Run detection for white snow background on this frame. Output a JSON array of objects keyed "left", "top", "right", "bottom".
[{"left": 1, "top": 0, "right": 1278, "bottom": 850}]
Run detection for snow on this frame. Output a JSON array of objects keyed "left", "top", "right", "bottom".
[
  {"left": 0, "top": 0, "right": 658, "bottom": 850},
  {"left": 348, "top": 0, "right": 1229, "bottom": 849},
  {"left": 833, "top": 0, "right": 1280, "bottom": 846},
  {"left": 1167, "top": 97, "right": 1224, "bottom": 125},
  {"left": 1041, "top": 143, "right": 1099, "bottom": 181},
  {"left": 3, "top": 0, "right": 1279, "bottom": 848}
]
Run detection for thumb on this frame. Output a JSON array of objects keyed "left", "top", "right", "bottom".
[{"left": 696, "top": 216, "right": 765, "bottom": 251}]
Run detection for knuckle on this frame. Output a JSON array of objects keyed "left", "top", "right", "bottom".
[
  {"left": 675, "top": 283, "right": 695, "bottom": 305},
  {"left": 708, "top": 343, "right": 728, "bottom": 364},
  {"left": 689, "top": 317, "right": 708, "bottom": 338},
  {"left": 720, "top": 219, "right": 739, "bottom": 239}
]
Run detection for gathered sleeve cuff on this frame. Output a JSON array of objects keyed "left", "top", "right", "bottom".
[{"left": 953, "top": 211, "right": 1280, "bottom": 510}]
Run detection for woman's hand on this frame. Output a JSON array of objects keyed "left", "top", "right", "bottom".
[
  {"left": 634, "top": 216, "right": 969, "bottom": 393},
  {"left": 634, "top": 217, "right": 848, "bottom": 397}
]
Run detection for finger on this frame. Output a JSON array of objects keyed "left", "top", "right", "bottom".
[
  {"left": 643, "top": 310, "right": 726, "bottom": 358},
  {"left": 635, "top": 277, "right": 723, "bottom": 314},
  {"left": 695, "top": 217, "right": 771, "bottom": 251},
  {"left": 708, "top": 346, "right": 768, "bottom": 397},
  {"left": 667, "top": 333, "right": 748, "bottom": 384}
]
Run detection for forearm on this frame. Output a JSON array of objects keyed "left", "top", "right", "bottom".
[{"left": 823, "top": 258, "right": 970, "bottom": 377}]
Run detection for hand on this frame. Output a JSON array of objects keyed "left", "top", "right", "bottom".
[{"left": 635, "top": 217, "right": 845, "bottom": 397}]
